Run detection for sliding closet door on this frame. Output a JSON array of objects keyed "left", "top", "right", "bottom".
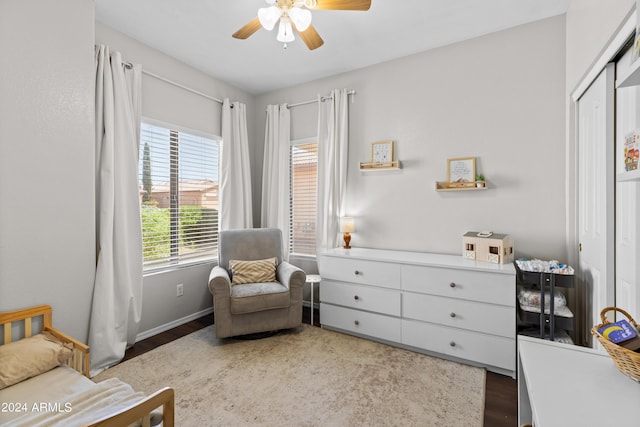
[
  {"left": 616, "top": 49, "right": 640, "bottom": 320},
  {"left": 577, "top": 63, "right": 615, "bottom": 349}
]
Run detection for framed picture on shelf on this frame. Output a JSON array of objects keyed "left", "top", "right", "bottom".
[
  {"left": 370, "top": 140, "right": 394, "bottom": 164},
  {"left": 447, "top": 157, "right": 476, "bottom": 186}
]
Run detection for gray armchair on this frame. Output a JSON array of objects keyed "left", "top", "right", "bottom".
[{"left": 208, "top": 228, "right": 306, "bottom": 338}]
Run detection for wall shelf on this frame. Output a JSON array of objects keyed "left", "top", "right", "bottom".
[
  {"left": 359, "top": 161, "right": 401, "bottom": 171},
  {"left": 616, "top": 57, "right": 640, "bottom": 88},
  {"left": 435, "top": 181, "right": 487, "bottom": 191}
]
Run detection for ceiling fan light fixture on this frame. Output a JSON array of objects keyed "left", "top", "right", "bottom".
[
  {"left": 289, "top": 7, "right": 312, "bottom": 31},
  {"left": 258, "top": 6, "right": 280, "bottom": 31},
  {"left": 276, "top": 17, "right": 295, "bottom": 43}
]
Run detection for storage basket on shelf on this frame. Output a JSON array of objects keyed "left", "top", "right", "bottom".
[{"left": 592, "top": 307, "right": 640, "bottom": 382}]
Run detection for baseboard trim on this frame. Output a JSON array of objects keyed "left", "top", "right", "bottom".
[{"left": 136, "top": 307, "right": 214, "bottom": 342}]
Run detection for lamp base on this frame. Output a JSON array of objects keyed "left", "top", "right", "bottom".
[{"left": 343, "top": 232, "right": 351, "bottom": 249}]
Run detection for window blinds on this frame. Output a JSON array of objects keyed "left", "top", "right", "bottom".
[
  {"left": 289, "top": 141, "right": 318, "bottom": 255},
  {"left": 139, "top": 121, "right": 220, "bottom": 270}
]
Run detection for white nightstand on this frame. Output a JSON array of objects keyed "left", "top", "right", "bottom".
[{"left": 305, "top": 274, "right": 321, "bottom": 326}]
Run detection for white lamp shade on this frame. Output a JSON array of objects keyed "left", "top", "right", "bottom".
[
  {"left": 339, "top": 217, "right": 355, "bottom": 233},
  {"left": 276, "top": 18, "right": 295, "bottom": 42},
  {"left": 289, "top": 7, "right": 312, "bottom": 31},
  {"left": 258, "top": 6, "right": 280, "bottom": 31}
]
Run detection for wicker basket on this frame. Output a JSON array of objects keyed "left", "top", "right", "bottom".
[{"left": 592, "top": 307, "right": 640, "bottom": 382}]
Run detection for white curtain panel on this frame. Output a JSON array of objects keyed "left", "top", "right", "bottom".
[
  {"left": 220, "top": 99, "right": 253, "bottom": 230},
  {"left": 316, "top": 89, "right": 349, "bottom": 252},
  {"left": 90, "top": 45, "right": 143, "bottom": 377},
  {"left": 261, "top": 104, "right": 291, "bottom": 258}
]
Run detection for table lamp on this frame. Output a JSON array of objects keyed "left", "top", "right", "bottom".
[{"left": 339, "top": 217, "right": 355, "bottom": 249}]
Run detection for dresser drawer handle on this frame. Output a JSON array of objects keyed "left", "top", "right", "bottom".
[
  {"left": 354, "top": 295, "right": 360, "bottom": 301},
  {"left": 449, "top": 282, "right": 456, "bottom": 288},
  {"left": 450, "top": 312, "right": 456, "bottom": 318},
  {"left": 354, "top": 320, "right": 360, "bottom": 326},
  {"left": 354, "top": 270, "right": 361, "bottom": 276},
  {"left": 450, "top": 341, "right": 456, "bottom": 347}
]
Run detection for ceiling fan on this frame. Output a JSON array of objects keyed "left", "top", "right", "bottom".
[{"left": 232, "top": 0, "right": 372, "bottom": 50}]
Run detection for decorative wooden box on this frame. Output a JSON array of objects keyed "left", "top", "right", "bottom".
[{"left": 462, "top": 231, "right": 514, "bottom": 264}]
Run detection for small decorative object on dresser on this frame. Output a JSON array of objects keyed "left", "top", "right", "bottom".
[
  {"left": 462, "top": 231, "right": 514, "bottom": 264},
  {"left": 339, "top": 216, "right": 355, "bottom": 249}
]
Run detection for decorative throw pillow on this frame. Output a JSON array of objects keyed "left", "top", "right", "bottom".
[
  {"left": 229, "top": 257, "right": 277, "bottom": 285},
  {"left": 0, "top": 331, "right": 73, "bottom": 389}
]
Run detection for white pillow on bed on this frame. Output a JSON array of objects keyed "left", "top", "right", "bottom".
[{"left": 0, "top": 331, "right": 73, "bottom": 389}]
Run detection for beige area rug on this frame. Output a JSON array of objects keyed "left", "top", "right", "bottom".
[{"left": 94, "top": 325, "right": 485, "bottom": 426}]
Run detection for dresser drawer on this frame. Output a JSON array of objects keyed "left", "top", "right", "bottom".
[
  {"left": 321, "top": 303, "right": 402, "bottom": 342},
  {"left": 319, "top": 255, "right": 400, "bottom": 289},
  {"left": 401, "top": 319, "right": 515, "bottom": 371},
  {"left": 321, "top": 280, "right": 401, "bottom": 316},
  {"left": 403, "top": 293, "right": 514, "bottom": 338},
  {"left": 401, "top": 265, "right": 514, "bottom": 306}
]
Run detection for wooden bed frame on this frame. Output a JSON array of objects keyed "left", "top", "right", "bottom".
[{"left": 0, "top": 305, "right": 175, "bottom": 427}]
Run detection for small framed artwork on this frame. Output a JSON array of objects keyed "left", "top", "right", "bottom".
[
  {"left": 447, "top": 157, "right": 476, "bottom": 185},
  {"left": 370, "top": 141, "right": 394, "bottom": 164}
]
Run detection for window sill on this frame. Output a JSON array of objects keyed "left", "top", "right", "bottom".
[
  {"left": 143, "top": 258, "right": 217, "bottom": 277},
  {"left": 289, "top": 253, "right": 317, "bottom": 261}
]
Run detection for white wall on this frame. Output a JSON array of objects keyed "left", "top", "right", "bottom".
[
  {"left": 566, "top": 0, "right": 635, "bottom": 93},
  {"left": 256, "top": 15, "right": 567, "bottom": 260},
  {"left": 0, "top": 0, "right": 96, "bottom": 341},
  {"left": 95, "top": 22, "right": 256, "bottom": 137},
  {"left": 95, "top": 23, "right": 258, "bottom": 335}
]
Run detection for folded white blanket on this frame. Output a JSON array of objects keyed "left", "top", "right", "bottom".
[{"left": 5, "top": 377, "right": 148, "bottom": 427}]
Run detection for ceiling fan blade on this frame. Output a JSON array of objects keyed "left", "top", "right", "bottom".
[
  {"left": 297, "top": 24, "right": 324, "bottom": 50},
  {"left": 309, "top": 0, "right": 371, "bottom": 11},
  {"left": 232, "top": 17, "right": 262, "bottom": 39}
]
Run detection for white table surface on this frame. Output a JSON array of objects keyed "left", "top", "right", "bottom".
[{"left": 518, "top": 335, "right": 640, "bottom": 427}]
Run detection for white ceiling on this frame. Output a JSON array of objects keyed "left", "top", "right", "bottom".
[{"left": 95, "top": 0, "right": 570, "bottom": 95}]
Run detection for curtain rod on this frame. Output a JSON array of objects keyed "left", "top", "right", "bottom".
[
  {"left": 123, "top": 60, "right": 354, "bottom": 109},
  {"left": 123, "top": 61, "right": 225, "bottom": 105},
  {"left": 287, "top": 90, "right": 356, "bottom": 108}
]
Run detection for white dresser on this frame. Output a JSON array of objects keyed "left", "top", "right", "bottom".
[{"left": 318, "top": 247, "right": 516, "bottom": 376}]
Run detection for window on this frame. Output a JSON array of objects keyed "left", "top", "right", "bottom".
[
  {"left": 139, "top": 120, "right": 220, "bottom": 270},
  {"left": 289, "top": 139, "right": 318, "bottom": 255}
]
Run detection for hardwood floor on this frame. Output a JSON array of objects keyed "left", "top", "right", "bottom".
[
  {"left": 124, "top": 309, "right": 518, "bottom": 426},
  {"left": 484, "top": 371, "right": 518, "bottom": 427}
]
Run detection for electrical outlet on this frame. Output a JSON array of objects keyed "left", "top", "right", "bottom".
[{"left": 176, "top": 283, "right": 184, "bottom": 297}]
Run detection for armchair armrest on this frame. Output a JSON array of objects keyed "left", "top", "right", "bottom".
[
  {"left": 276, "top": 262, "right": 306, "bottom": 290},
  {"left": 208, "top": 266, "right": 231, "bottom": 296}
]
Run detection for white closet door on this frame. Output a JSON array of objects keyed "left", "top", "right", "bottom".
[
  {"left": 577, "top": 64, "right": 615, "bottom": 349},
  {"left": 616, "top": 49, "right": 640, "bottom": 321}
]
